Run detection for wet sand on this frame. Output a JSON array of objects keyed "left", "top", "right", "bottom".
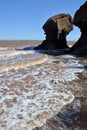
[{"left": 0, "top": 40, "right": 87, "bottom": 130}]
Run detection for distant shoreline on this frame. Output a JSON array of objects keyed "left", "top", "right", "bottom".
[{"left": 0, "top": 40, "right": 75, "bottom": 48}]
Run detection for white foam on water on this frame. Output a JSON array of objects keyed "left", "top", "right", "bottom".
[
  {"left": 0, "top": 47, "right": 9, "bottom": 50},
  {"left": 0, "top": 50, "right": 84, "bottom": 130},
  {"left": 0, "top": 47, "right": 16, "bottom": 50},
  {"left": 47, "top": 55, "right": 84, "bottom": 81},
  {"left": 0, "top": 70, "right": 74, "bottom": 130},
  {"left": 0, "top": 49, "right": 48, "bottom": 72},
  {"left": 0, "top": 49, "right": 35, "bottom": 57},
  {"left": 0, "top": 55, "right": 48, "bottom": 72}
]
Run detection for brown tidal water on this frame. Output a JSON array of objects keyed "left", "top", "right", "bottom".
[{"left": 0, "top": 41, "right": 87, "bottom": 130}]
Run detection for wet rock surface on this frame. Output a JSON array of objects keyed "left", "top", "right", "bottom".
[
  {"left": 35, "top": 14, "right": 73, "bottom": 50},
  {"left": 70, "top": 1, "right": 87, "bottom": 55}
]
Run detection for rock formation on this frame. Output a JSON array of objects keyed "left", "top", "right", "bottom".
[
  {"left": 70, "top": 1, "right": 87, "bottom": 55},
  {"left": 35, "top": 14, "right": 73, "bottom": 50}
]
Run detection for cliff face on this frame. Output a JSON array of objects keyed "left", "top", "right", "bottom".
[{"left": 70, "top": 1, "right": 87, "bottom": 55}]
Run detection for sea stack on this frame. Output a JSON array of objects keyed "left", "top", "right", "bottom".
[
  {"left": 70, "top": 1, "right": 87, "bottom": 55},
  {"left": 35, "top": 13, "right": 73, "bottom": 50}
]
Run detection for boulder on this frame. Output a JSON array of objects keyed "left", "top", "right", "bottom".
[
  {"left": 35, "top": 14, "right": 73, "bottom": 50},
  {"left": 70, "top": 1, "right": 87, "bottom": 55}
]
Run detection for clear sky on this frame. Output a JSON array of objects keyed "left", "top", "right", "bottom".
[{"left": 0, "top": 0, "right": 86, "bottom": 41}]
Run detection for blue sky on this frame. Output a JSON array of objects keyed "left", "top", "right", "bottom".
[{"left": 0, "top": 0, "right": 86, "bottom": 41}]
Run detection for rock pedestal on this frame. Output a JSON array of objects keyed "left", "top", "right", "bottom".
[
  {"left": 35, "top": 14, "right": 73, "bottom": 50},
  {"left": 70, "top": 1, "right": 87, "bottom": 55}
]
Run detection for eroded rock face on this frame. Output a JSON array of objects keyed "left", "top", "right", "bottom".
[
  {"left": 70, "top": 1, "right": 87, "bottom": 55},
  {"left": 35, "top": 14, "right": 73, "bottom": 50}
]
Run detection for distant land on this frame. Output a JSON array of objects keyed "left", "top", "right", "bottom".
[{"left": 0, "top": 40, "right": 75, "bottom": 48}]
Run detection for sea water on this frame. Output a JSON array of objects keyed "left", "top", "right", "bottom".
[{"left": 0, "top": 47, "right": 84, "bottom": 130}]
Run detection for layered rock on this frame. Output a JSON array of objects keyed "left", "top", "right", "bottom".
[
  {"left": 70, "top": 1, "right": 87, "bottom": 55},
  {"left": 35, "top": 14, "right": 73, "bottom": 50}
]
